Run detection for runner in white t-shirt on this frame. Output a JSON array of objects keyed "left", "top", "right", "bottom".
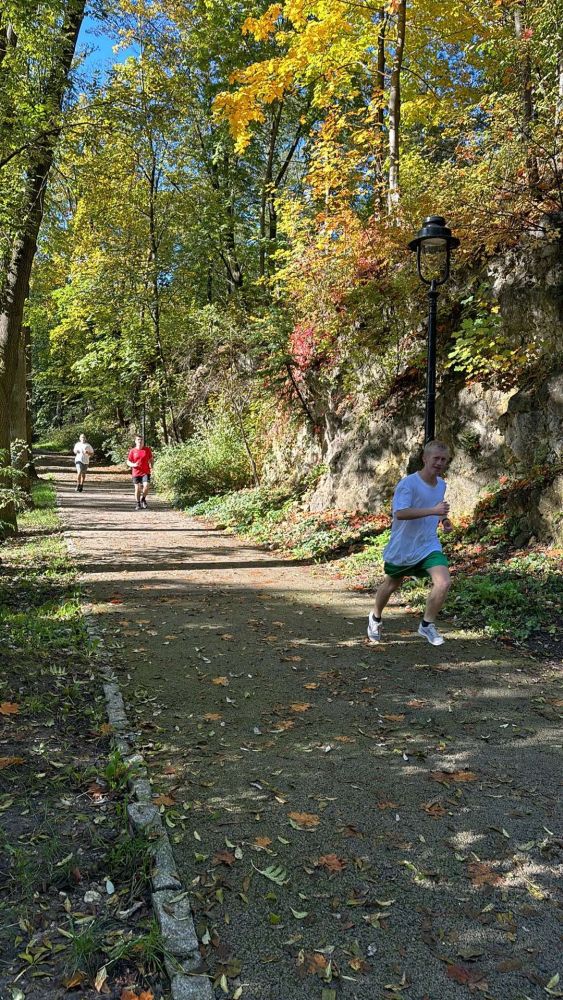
[
  {"left": 367, "top": 440, "right": 453, "bottom": 646},
  {"left": 73, "top": 433, "right": 94, "bottom": 493}
]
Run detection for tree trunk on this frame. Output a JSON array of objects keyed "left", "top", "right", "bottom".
[
  {"left": 387, "top": 0, "right": 406, "bottom": 213},
  {"left": 10, "top": 324, "right": 32, "bottom": 496},
  {"left": 374, "top": 8, "right": 387, "bottom": 205},
  {"left": 514, "top": 1, "right": 539, "bottom": 190},
  {"left": 0, "top": 0, "right": 86, "bottom": 533}
]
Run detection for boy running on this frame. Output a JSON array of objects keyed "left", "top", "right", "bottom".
[
  {"left": 126, "top": 435, "right": 153, "bottom": 510},
  {"left": 367, "top": 440, "right": 453, "bottom": 646}
]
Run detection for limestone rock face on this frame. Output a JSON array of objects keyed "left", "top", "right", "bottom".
[{"left": 306, "top": 233, "right": 563, "bottom": 541}]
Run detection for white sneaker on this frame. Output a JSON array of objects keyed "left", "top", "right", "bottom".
[
  {"left": 418, "top": 622, "right": 444, "bottom": 646},
  {"left": 367, "top": 613, "right": 382, "bottom": 643}
]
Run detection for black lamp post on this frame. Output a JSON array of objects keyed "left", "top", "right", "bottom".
[{"left": 408, "top": 215, "right": 459, "bottom": 443}]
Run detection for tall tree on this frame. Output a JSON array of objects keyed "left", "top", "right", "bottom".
[{"left": 0, "top": 0, "right": 85, "bottom": 532}]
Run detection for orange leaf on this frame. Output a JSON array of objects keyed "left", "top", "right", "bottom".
[
  {"left": 348, "top": 956, "right": 369, "bottom": 973},
  {"left": 253, "top": 836, "right": 272, "bottom": 847},
  {"left": 281, "top": 655, "right": 302, "bottom": 662},
  {"left": 288, "top": 811, "right": 319, "bottom": 829},
  {"left": 406, "top": 699, "right": 426, "bottom": 708},
  {"left": 99, "top": 722, "right": 113, "bottom": 735},
  {"left": 139, "top": 993, "right": 154, "bottom": 1000},
  {"left": 306, "top": 952, "right": 329, "bottom": 974},
  {"left": 203, "top": 712, "right": 223, "bottom": 721},
  {"left": 212, "top": 676, "right": 229, "bottom": 686},
  {"left": 377, "top": 800, "right": 397, "bottom": 810},
  {"left": 316, "top": 853, "right": 346, "bottom": 872},
  {"left": 120, "top": 990, "right": 139, "bottom": 1000},
  {"left": 303, "top": 683, "right": 319, "bottom": 689},
  {"left": 430, "top": 769, "right": 478, "bottom": 784},
  {"left": 0, "top": 702, "right": 19, "bottom": 715},
  {"left": 64, "top": 971, "right": 88, "bottom": 989},
  {"left": 153, "top": 793, "right": 176, "bottom": 806},
  {"left": 0, "top": 756, "right": 24, "bottom": 769},
  {"left": 271, "top": 719, "right": 294, "bottom": 731},
  {"left": 290, "top": 702, "right": 312, "bottom": 713},
  {"left": 383, "top": 713, "right": 405, "bottom": 722}
]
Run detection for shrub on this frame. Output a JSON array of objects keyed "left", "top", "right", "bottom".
[
  {"left": 154, "top": 417, "right": 254, "bottom": 507},
  {"left": 38, "top": 419, "right": 118, "bottom": 461}
]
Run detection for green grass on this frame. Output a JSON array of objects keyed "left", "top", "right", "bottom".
[{"left": 0, "top": 477, "right": 164, "bottom": 994}]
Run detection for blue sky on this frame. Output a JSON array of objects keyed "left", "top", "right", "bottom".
[{"left": 77, "top": 14, "right": 137, "bottom": 79}]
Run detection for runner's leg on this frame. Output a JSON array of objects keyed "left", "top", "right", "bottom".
[
  {"left": 373, "top": 574, "right": 403, "bottom": 617},
  {"left": 423, "top": 565, "right": 451, "bottom": 622}
]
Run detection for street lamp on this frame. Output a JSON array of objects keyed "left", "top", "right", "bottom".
[{"left": 408, "top": 215, "right": 459, "bottom": 443}]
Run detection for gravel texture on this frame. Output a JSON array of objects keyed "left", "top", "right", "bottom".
[{"left": 52, "top": 456, "right": 563, "bottom": 1000}]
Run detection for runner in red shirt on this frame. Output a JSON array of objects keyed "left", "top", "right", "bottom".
[{"left": 126, "top": 435, "right": 154, "bottom": 510}]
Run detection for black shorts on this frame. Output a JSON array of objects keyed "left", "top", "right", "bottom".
[{"left": 133, "top": 474, "right": 150, "bottom": 485}]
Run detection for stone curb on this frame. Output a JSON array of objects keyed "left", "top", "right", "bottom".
[{"left": 57, "top": 502, "right": 214, "bottom": 1000}]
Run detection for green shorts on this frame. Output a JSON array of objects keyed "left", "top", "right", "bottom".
[{"left": 384, "top": 551, "right": 449, "bottom": 579}]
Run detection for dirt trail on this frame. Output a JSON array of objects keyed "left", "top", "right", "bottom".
[{"left": 49, "top": 454, "right": 562, "bottom": 1000}]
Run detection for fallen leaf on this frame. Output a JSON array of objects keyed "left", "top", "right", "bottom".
[
  {"left": 281, "top": 655, "right": 302, "bottom": 662},
  {"left": 212, "top": 677, "right": 229, "bottom": 686},
  {"left": 422, "top": 801, "right": 447, "bottom": 817},
  {"left": 348, "top": 957, "right": 369, "bottom": 973},
  {"left": 307, "top": 953, "right": 329, "bottom": 975},
  {"left": 99, "top": 722, "right": 113, "bottom": 735},
  {"left": 430, "top": 769, "right": 478, "bottom": 784},
  {"left": 406, "top": 699, "right": 426, "bottom": 708},
  {"left": 316, "top": 854, "right": 346, "bottom": 872},
  {"left": 271, "top": 719, "right": 294, "bottom": 731},
  {"left": 303, "top": 683, "right": 319, "bottom": 690},
  {"left": 467, "top": 862, "right": 503, "bottom": 887},
  {"left": 0, "top": 756, "right": 24, "bottom": 769},
  {"left": 446, "top": 964, "right": 485, "bottom": 986},
  {"left": 153, "top": 794, "right": 176, "bottom": 806},
  {"left": 288, "top": 811, "right": 320, "bottom": 829},
  {"left": 63, "top": 971, "right": 88, "bottom": 989},
  {"left": 0, "top": 702, "right": 20, "bottom": 715},
  {"left": 213, "top": 850, "right": 236, "bottom": 867},
  {"left": 94, "top": 966, "right": 108, "bottom": 993},
  {"left": 383, "top": 713, "right": 405, "bottom": 722},
  {"left": 377, "top": 800, "right": 398, "bottom": 810},
  {"left": 290, "top": 703, "right": 312, "bottom": 713},
  {"left": 254, "top": 836, "right": 272, "bottom": 848},
  {"left": 203, "top": 712, "right": 223, "bottom": 721}
]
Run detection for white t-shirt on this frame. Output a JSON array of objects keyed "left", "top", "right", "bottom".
[
  {"left": 73, "top": 441, "right": 94, "bottom": 465},
  {"left": 383, "top": 472, "right": 446, "bottom": 566}
]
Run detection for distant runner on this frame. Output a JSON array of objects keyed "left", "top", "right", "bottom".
[
  {"left": 126, "top": 435, "right": 153, "bottom": 510},
  {"left": 367, "top": 439, "right": 453, "bottom": 646},
  {"left": 73, "top": 433, "right": 94, "bottom": 493}
]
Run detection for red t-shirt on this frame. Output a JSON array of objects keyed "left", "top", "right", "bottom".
[{"left": 128, "top": 447, "right": 153, "bottom": 477}]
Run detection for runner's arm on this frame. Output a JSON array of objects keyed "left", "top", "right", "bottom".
[{"left": 396, "top": 501, "right": 449, "bottom": 520}]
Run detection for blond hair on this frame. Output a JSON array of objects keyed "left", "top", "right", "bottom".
[{"left": 423, "top": 439, "right": 449, "bottom": 457}]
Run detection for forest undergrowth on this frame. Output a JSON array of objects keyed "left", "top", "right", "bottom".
[
  {"left": 188, "top": 471, "right": 563, "bottom": 659},
  {"left": 0, "top": 479, "right": 166, "bottom": 1000}
]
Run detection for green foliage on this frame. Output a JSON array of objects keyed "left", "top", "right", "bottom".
[
  {"left": 190, "top": 484, "right": 299, "bottom": 529},
  {"left": 447, "top": 294, "right": 534, "bottom": 383},
  {"left": 192, "top": 482, "right": 391, "bottom": 560},
  {"left": 154, "top": 414, "right": 255, "bottom": 507},
  {"left": 37, "top": 419, "right": 119, "bottom": 460}
]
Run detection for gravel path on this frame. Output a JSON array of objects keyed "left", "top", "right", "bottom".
[{"left": 51, "top": 455, "right": 562, "bottom": 1000}]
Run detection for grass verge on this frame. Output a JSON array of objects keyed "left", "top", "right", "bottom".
[{"left": 0, "top": 478, "right": 166, "bottom": 1000}]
